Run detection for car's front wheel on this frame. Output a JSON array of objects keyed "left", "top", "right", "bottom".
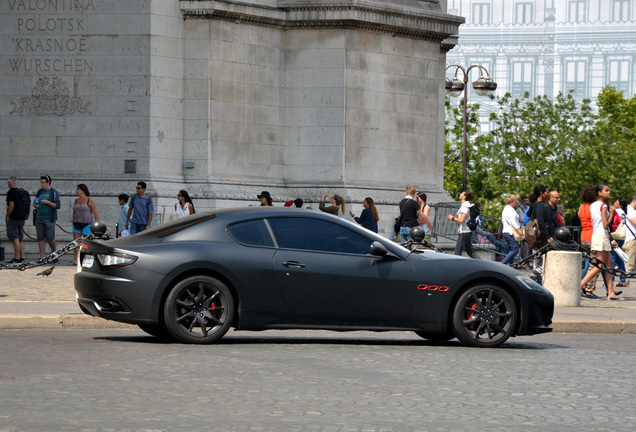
[
  {"left": 451, "top": 284, "right": 517, "bottom": 348},
  {"left": 163, "top": 275, "right": 234, "bottom": 344}
]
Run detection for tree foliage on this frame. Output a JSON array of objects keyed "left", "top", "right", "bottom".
[{"left": 444, "top": 86, "right": 636, "bottom": 223}]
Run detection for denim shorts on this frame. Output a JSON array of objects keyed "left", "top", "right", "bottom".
[{"left": 35, "top": 219, "right": 56, "bottom": 241}]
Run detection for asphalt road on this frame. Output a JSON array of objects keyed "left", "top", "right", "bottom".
[{"left": 1, "top": 329, "right": 636, "bottom": 431}]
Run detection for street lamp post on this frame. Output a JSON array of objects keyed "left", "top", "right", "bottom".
[{"left": 445, "top": 65, "right": 497, "bottom": 192}]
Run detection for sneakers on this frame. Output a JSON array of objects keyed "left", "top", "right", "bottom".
[{"left": 5, "top": 258, "right": 24, "bottom": 264}]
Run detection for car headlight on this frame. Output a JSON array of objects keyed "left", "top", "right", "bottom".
[{"left": 516, "top": 275, "right": 551, "bottom": 294}]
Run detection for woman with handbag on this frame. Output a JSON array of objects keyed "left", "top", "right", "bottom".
[
  {"left": 610, "top": 197, "right": 628, "bottom": 287},
  {"left": 71, "top": 184, "right": 99, "bottom": 266},
  {"left": 501, "top": 195, "right": 524, "bottom": 266}
]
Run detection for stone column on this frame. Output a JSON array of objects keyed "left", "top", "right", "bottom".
[{"left": 542, "top": 251, "right": 582, "bottom": 307}]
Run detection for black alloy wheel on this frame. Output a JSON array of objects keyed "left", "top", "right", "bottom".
[
  {"left": 163, "top": 275, "right": 234, "bottom": 344},
  {"left": 451, "top": 284, "right": 517, "bottom": 348}
]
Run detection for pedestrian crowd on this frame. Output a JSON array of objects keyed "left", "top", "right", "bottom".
[
  {"left": 4, "top": 179, "right": 387, "bottom": 266},
  {"left": 6, "top": 175, "right": 636, "bottom": 299},
  {"left": 443, "top": 183, "right": 635, "bottom": 301}
]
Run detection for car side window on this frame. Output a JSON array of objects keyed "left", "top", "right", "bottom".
[
  {"left": 227, "top": 219, "right": 275, "bottom": 247},
  {"left": 268, "top": 217, "right": 372, "bottom": 255}
]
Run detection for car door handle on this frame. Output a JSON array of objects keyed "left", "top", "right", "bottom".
[{"left": 282, "top": 261, "right": 306, "bottom": 268}]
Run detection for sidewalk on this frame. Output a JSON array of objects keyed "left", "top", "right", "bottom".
[{"left": 0, "top": 261, "right": 635, "bottom": 333}]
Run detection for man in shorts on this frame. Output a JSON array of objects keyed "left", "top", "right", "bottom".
[
  {"left": 34, "top": 175, "right": 61, "bottom": 261},
  {"left": 5, "top": 176, "right": 26, "bottom": 264}
]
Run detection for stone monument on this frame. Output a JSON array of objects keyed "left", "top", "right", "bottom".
[{"left": 0, "top": 0, "right": 462, "bottom": 246}]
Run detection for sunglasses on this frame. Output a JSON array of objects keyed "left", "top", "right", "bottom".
[{"left": 136, "top": 187, "right": 143, "bottom": 190}]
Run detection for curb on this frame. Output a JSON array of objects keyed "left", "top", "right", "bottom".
[
  {"left": 1, "top": 313, "right": 636, "bottom": 334},
  {"left": 551, "top": 320, "right": 636, "bottom": 335},
  {"left": 0, "top": 314, "right": 136, "bottom": 330}
]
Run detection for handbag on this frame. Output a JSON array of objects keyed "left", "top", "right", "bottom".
[
  {"left": 504, "top": 219, "right": 524, "bottom": 241},
  {"left": 612, "top": 221, "right": 626, "bottom": 240},
  {"left": 524, "top": 219, "right": 543, "bottom": 248},
  {"left": 612, "top": 220, "right": 626, "bottom": 241}
]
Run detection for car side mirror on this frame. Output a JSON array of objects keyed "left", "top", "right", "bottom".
[{"left": 369, "top": 241, "right": 388, "bottom": 257}]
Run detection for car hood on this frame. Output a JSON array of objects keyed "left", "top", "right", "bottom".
[{"left": 407, "top": 250, "right": 527, "bottom": 280}]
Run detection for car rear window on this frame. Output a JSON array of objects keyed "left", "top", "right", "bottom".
[{"left": 227, "top": 219, "right": 275, "bottom": 247}]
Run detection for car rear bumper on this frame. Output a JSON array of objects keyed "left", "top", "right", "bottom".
[{"left": 74, "top": 266, "right": 164, "bottom": 324}]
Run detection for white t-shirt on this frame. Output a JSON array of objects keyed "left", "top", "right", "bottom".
[
  {"left": 590, "top": 201, "right": 608, "bottom": 234},
  {"left": 501, "top": 205, "right": 520, "bottom": 235},
  {"left": 457, "top": 202, "right": 471, "bottom": 234},
  {"left": 175, "top": 202, "right": 190, "bottom": 219},
  {"left": 626, "top": 205, "right": 636, "bottom": 242}
]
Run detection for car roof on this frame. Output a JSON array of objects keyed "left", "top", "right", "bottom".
[{"left": 204, "top": 206, "right": 339, "bottom": 222}]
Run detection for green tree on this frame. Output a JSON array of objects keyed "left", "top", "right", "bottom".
[
  {"left": 578, "top": 86, "right": 636, "bottom": 204},
  {"left": 445, "top": 91, "right": 597, "bottom": 220}
]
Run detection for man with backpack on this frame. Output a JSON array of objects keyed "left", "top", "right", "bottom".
[
  {"left": 5, "top": 176, "right": 30, "bottom": 264},
  {"left": 448, "top": 190, "right": 478, "bottom": 258}
]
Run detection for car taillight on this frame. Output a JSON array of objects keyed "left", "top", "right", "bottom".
[{"left": 96, "top": 253, "right": 137, "bottom": 269}]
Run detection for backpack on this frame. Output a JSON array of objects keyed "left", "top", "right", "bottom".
[
  {"left": 466, "top": 203, "right": 480, "bottom": 231},
  {"left": 11, "top": 188, "right": 31, "bottom": 220},
  {"left": 524, "top": 203, "right": 544, "bottom": 248}
]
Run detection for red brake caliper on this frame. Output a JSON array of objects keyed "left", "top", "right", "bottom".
[{"left": 466, "top": 300, "right": 478, "bottom": 329}]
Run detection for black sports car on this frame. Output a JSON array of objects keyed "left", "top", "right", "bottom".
[{"left": 75, "top": 207, "right": 553, "bottom": 347}]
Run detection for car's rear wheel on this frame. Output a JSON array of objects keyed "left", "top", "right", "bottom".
[
  {"left": 414, "top": 331, "right": 454, "bottom": 342},
  {"left": 451, "top": 284, "right": 517, "bottom": 348},
  {"left": 137, "top": 323, "right": 173, "bottom": 340},
  {"left": 163, "top": 275, "right": 234, "bottom": 344}
]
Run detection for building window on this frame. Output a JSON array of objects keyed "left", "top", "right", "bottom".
[
  {"left": 564, "top": 60, "right": 587, "bottom": 97},
  {"left": 472, "top": 2, "right": 491, "bottom": 25},
  {"left": 612, "top": 0, "right": 630, "bottom": 22},
  {"left": 568, "top": 0, "right": 586, "bottom": 23},
  {"left": 511, "top": 60, "right": 534, "bottom": 96},
  {"left": 607, "top": 58, "right": 630, "bottom": 93},
  {"left": 515, "top": 2, "right": 534, "bottom": 24}
]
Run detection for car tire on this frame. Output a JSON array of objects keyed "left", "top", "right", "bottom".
[
  {"left": 451, "top": 284, "right": 517, "bottom": 348},
  {"left": 413, "top": 331, "right": 454, "bottom": 342},
  {"left": 137, "top": 323, "right": 174, "bottom": 340},
  {"left": 163, "top": 275, "right": 234, "bottom": 344}
]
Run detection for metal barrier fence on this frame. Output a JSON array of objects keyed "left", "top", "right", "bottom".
[
  {"left": 430, "top": 202, "right": 508, "bottom": 257},
  {"left": 430, "top": 202, "right": 582, "bottom": 258}
]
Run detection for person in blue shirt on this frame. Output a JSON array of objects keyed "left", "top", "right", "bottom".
[
  {"left": 351, "top": 197, "right": 379, "bottom": 233},
  {"left": 117, "top": 194, "right": 130, "bottom": 237},
  {"left": 125, "top": 182, "right": 154, "bottom": 235},
  {"left": 34, "top": 174, "right": 61, "bottom": 260}
]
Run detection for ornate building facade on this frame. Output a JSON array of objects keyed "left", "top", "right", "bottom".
[
  {"left": 1, "top": 1, "right": 462, "bottom": 247},
  {"left": 446, "top": 0, "right": 636, "bottom": 129}
]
